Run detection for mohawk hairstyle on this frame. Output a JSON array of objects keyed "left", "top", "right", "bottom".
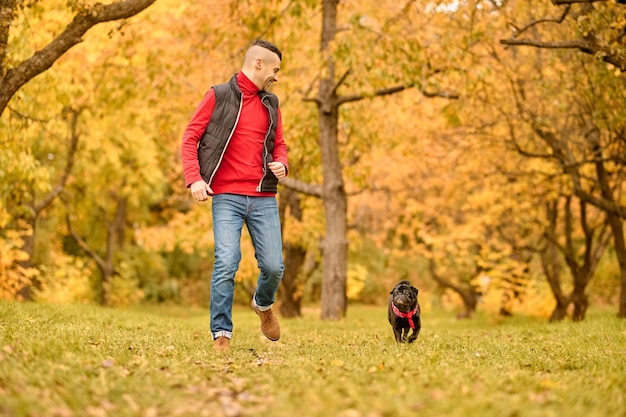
[{"left": 252, "top": 39, "right": 282, "bottom": 61}]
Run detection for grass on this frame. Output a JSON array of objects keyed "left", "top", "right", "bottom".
[{"left": 1, "top": 301, "right": 625, "bottom": 417}]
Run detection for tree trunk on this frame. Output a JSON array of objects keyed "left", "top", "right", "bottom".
[
  {"left": 616, "top": 237, "right": 626, "bottom": 318},
  {"left": 543, "top": 193, "right": 611, "bottom": 322},
  {"left": 98, "top": 263, "right": 114, "bottom": 306},
  {"left": 606, "top": 207, "right": 626, "bottom": 318},
  {"left": 542, "top": 201, "right": 571, "bottom": 321},
  {"left": 278, "top": 188, "right": 306, "bottom": 318},
  {"left": 428, "top": 257, "right": 478, "bottom": 317},
  {"left": 589, "top": 130, "right": 626, "bottom": 318},
  {"left": 66, "top": 195, "right": 126, "bottom": 306},
  {"left": 279, "top": 243, "right": 305, "bottom": 318},
  {"left": 318, "top": 104, "right": 348, "bottom": 320},
  {"left": 459, "top": 291, "right": 477, "bottom": 318},
  {"left": 317, "top": 0, "right": 348, "bottom": 320},
  {"left": 549, "top": 303, "right": 568, "bottom": 322},
  {"left": 571, "top": 284, "right": 589, "bottom": 322}
]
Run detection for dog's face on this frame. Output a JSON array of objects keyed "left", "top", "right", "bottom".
[{"left": 390, "top": 280, "right": 419, "bottom": 313}]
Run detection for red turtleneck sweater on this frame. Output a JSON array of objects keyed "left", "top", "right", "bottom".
[{"left": 181, "top": 72, "right": 288, "bottom": 197}]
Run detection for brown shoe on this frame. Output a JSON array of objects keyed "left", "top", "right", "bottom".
[
  {"left": 213, "top": 336, "right": 230, "bottom": 351},
  {"left": 251, "top": 299, "right": 281, "bottom": 341}
]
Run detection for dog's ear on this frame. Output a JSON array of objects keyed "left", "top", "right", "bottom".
[{"left": 412, "top": 286, "right": 419, "bottom": 297}]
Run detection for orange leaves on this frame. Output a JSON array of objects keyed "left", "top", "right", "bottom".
[{"left": 0, "top": 217, "right": 35, "bottom": 300}]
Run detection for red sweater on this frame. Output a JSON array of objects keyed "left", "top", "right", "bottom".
[{"left": 181, "top": 72, "right": 288, "bottom": 197}]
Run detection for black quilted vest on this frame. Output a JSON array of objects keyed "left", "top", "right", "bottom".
[{"left": 197, "top": 74, "right": 280, "bottom": 193}]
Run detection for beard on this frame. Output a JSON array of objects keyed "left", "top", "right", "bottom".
[{"left": 263, "top": 78, "right": 275, "bottom": 91}]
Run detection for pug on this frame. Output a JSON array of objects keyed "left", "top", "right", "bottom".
[{"left": 388, "top": 280, "right": 421, "bottom": 343}]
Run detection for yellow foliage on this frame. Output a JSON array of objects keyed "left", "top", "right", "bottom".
[
  {"left": 138, "top": 207, "right": 215, "bottom": 253},
  {"left": 34, "top": 254, "right": 94, "bottom": 304},
  {"left": 0, "top": 260, "right": 35, "bottom": 301},
  {"left": 0, "top": 213, "right": 35, "bottom": 300},
  {"left": 346, "top": 264, "right": 367, "bottom": 301},
  {"left": 477, "top": 275, "right": 553, "bottom": 319},
  {"left": 104, "top": 262, "right": 145, "bottom": 307}
]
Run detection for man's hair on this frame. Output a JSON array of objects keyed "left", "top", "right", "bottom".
[{"left": 252, "top": 39, "right": 282, "bottom": 61}]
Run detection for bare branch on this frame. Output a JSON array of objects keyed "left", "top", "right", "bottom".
[
  {"left": 500, "top": 38, "right": 626, "bottom": 71},
  {"left": 34, "top": 106, "right": 82, "bottom": 214},
  {"left": 301, "top": 75, "right": 320, "bottom": 105},
  {"left": 501, "top": 38, "right": 592, "bottom": 51},
  {"left": 66, "top": 214, "right": 106, "bottom": 272},
  {"left": 280, "top": 177, "right": 323, "bottom": 197},
  {"left": 336, "top": 82, "right": 458, "bottom": 106},
  {"left": 332, "top": 69, "right": 351, "bottom": 95},
  {"left": 552, "top": 0, "right": 607, "bottom": 4},
  {"left": 532, "top": 124, "right": 626, "bottom": 218},
  {"left": 510, "top": 141, "right": 554, "bottom": 160},
  {"left": 336, "top": 84, "right": 408, "bottom": 105},
  {"left": 507, "top": 5, "right": 570, "bottom": 37}
]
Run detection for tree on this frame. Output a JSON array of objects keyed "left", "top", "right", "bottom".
[
  {"left": 0, "top": 0, "right": 158, "bottom": 301},
  {"left": 282, "top": 0, "right": 459, "bottom": 319},
  {"left": 16, "top": 107, "right": 81, "bottom": 300},
  {"left": 541, "top": 196, "right": 611, "bottom": 321},
  {"left": 500, "top": 0, "right": 626, "bottom": 318}
]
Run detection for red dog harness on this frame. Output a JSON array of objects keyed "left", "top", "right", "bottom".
[{"left": 391, "top": 302, "right": 420, "bottom": 329}]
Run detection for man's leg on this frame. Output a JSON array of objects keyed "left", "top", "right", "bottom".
[
  {"left": 210, "top": 194, "right": 246, "bottom": 342},
  {"left": 246, "top": 196, "right": 284, "bottom": 341}
]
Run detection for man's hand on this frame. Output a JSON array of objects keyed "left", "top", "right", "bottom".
[
  {"left": 190, "top": 180, "right": 213, "bottom": 202},
  {"left": 268, "top": 162, "right": 287, "bottom": 179}
]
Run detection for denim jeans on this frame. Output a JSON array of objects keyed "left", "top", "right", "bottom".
[{"left": 210, "top": 194, "right": 284, "bottom": 340}]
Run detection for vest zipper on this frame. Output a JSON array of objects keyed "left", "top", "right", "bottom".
[{"left": 256, "top": 96, "right": 274, "bottom": 192}]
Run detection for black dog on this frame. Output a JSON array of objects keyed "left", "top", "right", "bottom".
[{"left": 388, "top": 280, "right": 421, "bottom": 343}]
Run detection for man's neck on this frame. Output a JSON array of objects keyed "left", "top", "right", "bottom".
[{"left": 240, "top": 69, "right": 261, "bottom": 90}]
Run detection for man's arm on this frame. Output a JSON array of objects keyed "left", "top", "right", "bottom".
[{"left": 181, "top": 89, "right": 216, "bottom": 188}]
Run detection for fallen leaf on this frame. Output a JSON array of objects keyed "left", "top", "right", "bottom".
[
  {"left": 101, "top": 358, "right": 115, "bottom": 368},
  {"left": 331, "top": 359, "right": 345, "bottom": 368}
]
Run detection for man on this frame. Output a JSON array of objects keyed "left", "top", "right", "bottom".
[{"left": 181, "top": 39, "right": 288, "bottom": 351}]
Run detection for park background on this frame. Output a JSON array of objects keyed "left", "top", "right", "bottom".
[{"left": 1, "top": 0, "right": 626, "bottom": 323}]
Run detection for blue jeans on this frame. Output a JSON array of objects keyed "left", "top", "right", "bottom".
[{"left": 210, "top": 194, "right": 284, "bottom": 340}]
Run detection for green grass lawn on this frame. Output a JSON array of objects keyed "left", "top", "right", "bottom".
[{"left": 1, "top": 301, "right": 625, "bottom": 417}]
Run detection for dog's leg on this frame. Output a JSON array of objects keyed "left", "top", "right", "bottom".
[
  {"left": 393, "top": 328, "right": 403, "bottom": 343},
  {"left": 401, "top": 328, "right": 410, "bottom": 343},
  {"left": 408, "top": 323, "right": 421, "bottom": 343}
]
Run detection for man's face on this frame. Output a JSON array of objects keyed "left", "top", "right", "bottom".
[{"left": 259, "top": 55, "right": 281, "bottom": 91}]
